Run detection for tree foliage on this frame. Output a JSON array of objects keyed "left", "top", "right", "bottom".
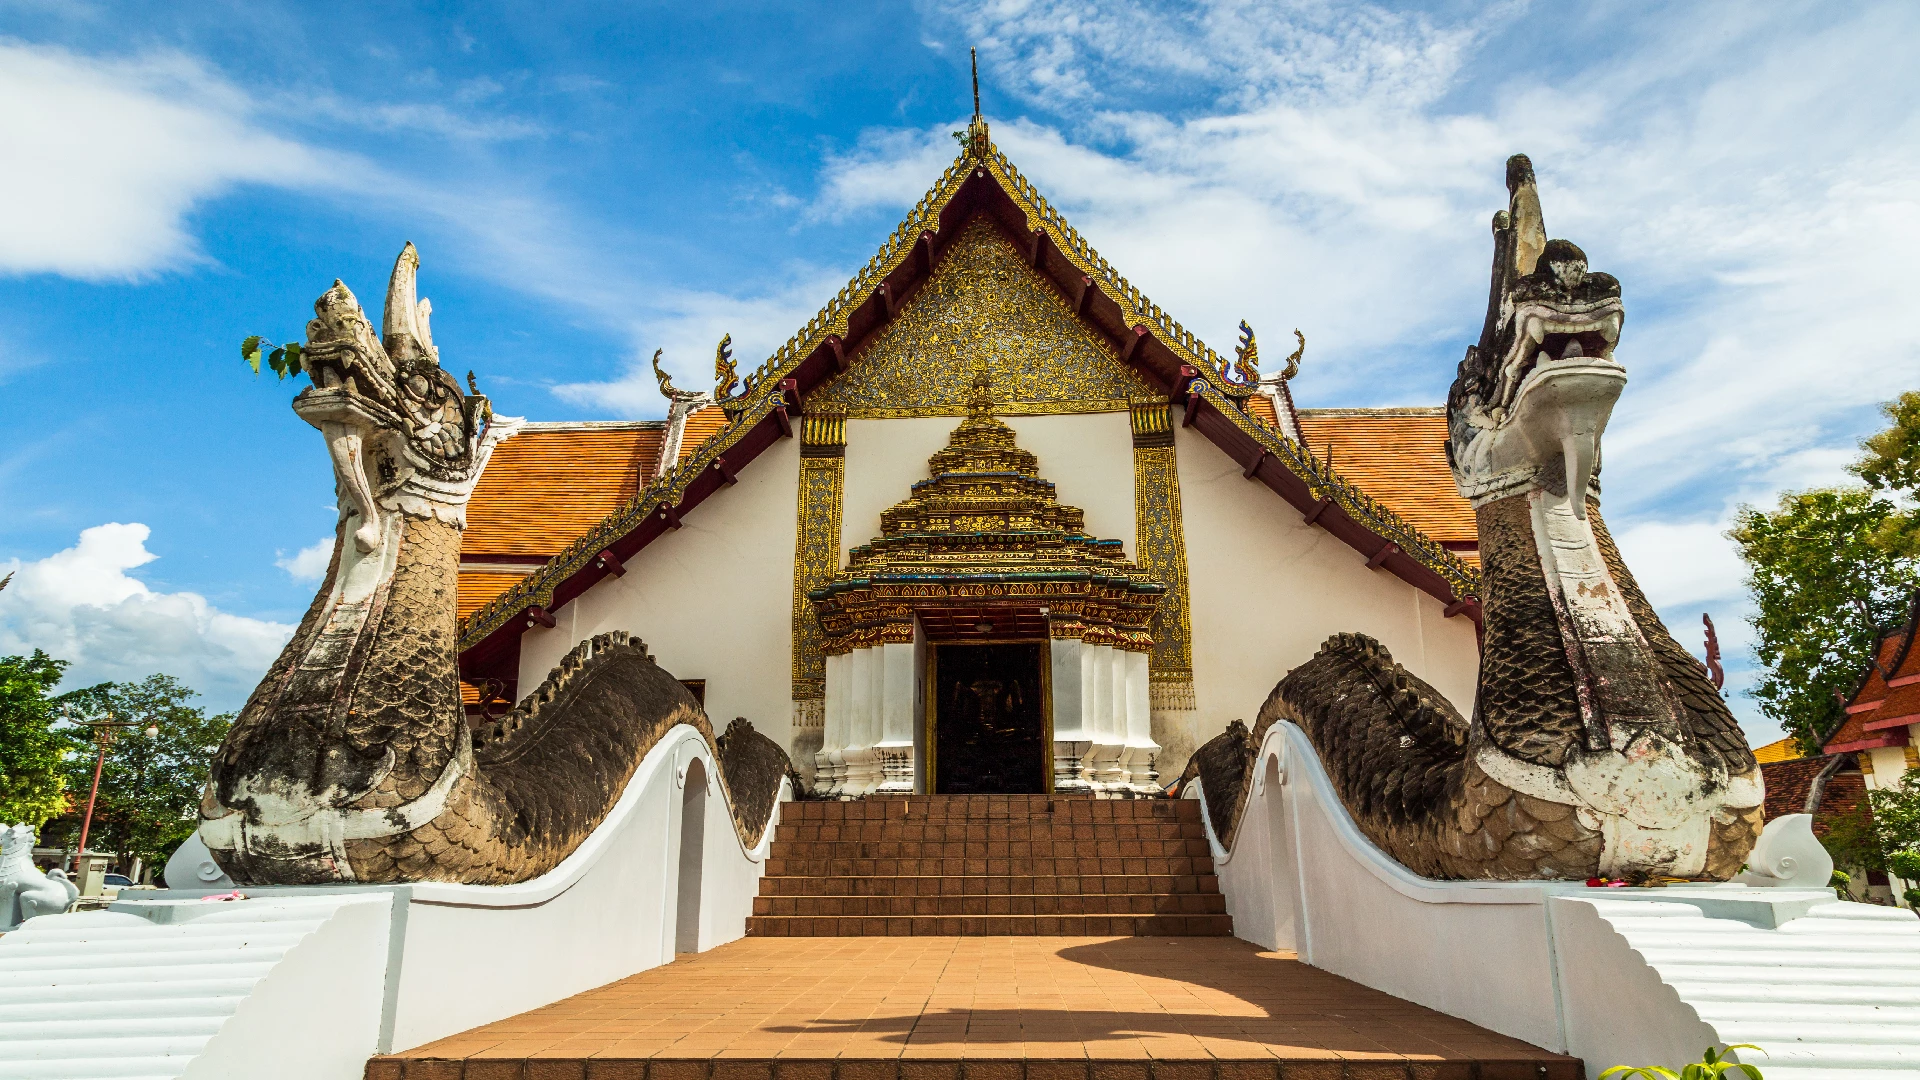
[
  {"left": 1867, "top": 770, "right": 1920, "bottom": 874},
  {"left": 1851, "top": 389, "right": 1920, "bottom": 559},
  {"left": 48, "top": 676, "right": 231, "bottom": 878},
  {"left": 1729, "top": 487, "right": 1919, "bottom": 753},
  {"left": 0, "top": 650, "right": 71, "bottom": 826}
]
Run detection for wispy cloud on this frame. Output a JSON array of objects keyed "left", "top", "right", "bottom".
[{"left": 0, "top": 40, "right": 333, "bottom": 279}]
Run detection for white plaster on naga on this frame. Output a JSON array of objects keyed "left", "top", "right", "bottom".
[
  {"left": 0, "top": 724, "right": 791, "bottom": 1080},
  {"left": 1200, "top": 719, "right": 1920, "bottom": 1080}
]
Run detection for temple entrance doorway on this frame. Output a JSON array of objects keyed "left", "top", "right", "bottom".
[{"left": 930, "top": 643, "right": 1049, "bottom": 794}]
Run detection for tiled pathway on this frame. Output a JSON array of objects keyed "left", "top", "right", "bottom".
[{"left": 369, "top": 937, "right": 1577, "bottom": 1080}]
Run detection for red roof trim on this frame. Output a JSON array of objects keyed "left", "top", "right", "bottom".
[
  {"left": 1829, "top": 732, "right": 1910, "bottom": 753},
  {"left": 1862, "top": 711, "right": 1920, "bottom": 733}
]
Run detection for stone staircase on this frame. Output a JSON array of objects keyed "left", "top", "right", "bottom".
[{"left": 747, "top": 794, "right": 1232, "bottom": 936}]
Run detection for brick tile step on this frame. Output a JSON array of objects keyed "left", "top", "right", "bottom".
[
  {"left": 756, "top": 873, "right": 1217, "bottom": 896},
  {"left": 752, "top": 893, "right": 1228, "bottom": 917},
  {"left": 771, "top": 822, "right": 1205, "bottom": 841},
  {"left": 744, "top": 913, "right": 1235, "bottom": 936},
  {"left": 781, "top": 795, "right": 1198, "bottom": 823},
  {"left": 768, "top": 840, "right": 1212, "bottom": 859},
  {"left": 763, "top": 856, "right": 1216, "bottom": 877}
]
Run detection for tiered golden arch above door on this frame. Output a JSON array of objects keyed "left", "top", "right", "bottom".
[{"left": 807, "top": 372, "right": 1167, "bottom": 798}]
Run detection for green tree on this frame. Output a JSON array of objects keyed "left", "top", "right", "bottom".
[
  {"left": 1729, "top": 488, "right": 1920, "bottom": 754},
  {"left": 50, "top": 676, "right": 231, "bottom": 879},
  {"left": 1851, "top": 389, "right": 1920, "bottom": 559},
  {"left": 0, "top": 650, "right": 71, "bottom": 826},
  {"left": 1867, "top": 770, "right": 1920, "bottom": 868}
]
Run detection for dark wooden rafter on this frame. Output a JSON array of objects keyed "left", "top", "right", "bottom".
[
  {"left": 457, "top": 157, "right": 1486, "bottom": 688},
  {"left": 524, "top": 605, "right": 557, "bottom": 629},
  {"left": 1366, "top": 543, "right": 1399, "bottom": 570},
  {"left": 593, "top": 550, "right": 626, "bottom": 577}
]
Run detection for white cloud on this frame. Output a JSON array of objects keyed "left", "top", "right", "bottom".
[
  {"left": 1613, "top": 520, "right": 1747, "bottom": 613},
  {"left": 0, "top": 524, "right": 293, "bottom": 710},
  {"left": 274, "top": 536, "right": 335, "bottom": 582},
  {"left": 0, "top": 40, "right": 335, "bottom": 279},
  {"left": 549, "top": 266, "right": 857, "bottom": 418}
]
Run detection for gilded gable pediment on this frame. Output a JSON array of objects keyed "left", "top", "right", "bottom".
[{"left": 807, "top": 218, "right": 1157, "bottom": 418}]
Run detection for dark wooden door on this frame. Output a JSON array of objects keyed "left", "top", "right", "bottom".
[{"left": 933, "top": 643, "right": 1047, "bottom": 794}]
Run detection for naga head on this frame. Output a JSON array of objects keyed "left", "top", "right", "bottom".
[
  {"left": 297, "top": 244, "right": 502, "bottom": 562},
  {"left": 1448, "top": 155, "right": 1625, "bottom": 516}
]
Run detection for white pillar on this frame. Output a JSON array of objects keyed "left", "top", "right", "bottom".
[
  {"left": 1086, "top": 645, "right": 1125, "bottom": 790},
  {"left": 1049, "top": 637, "right": 1091, "bottom": 792},
  {"left": 820, "top": 652, "right": 850, "bottom": 795},
  {"left": 1121, "top": 650, "right": 1159, "bottom": 793},
  {"left": 843, "top": 648, "right": 877, "bottom": 796},
  {"left": 876, "top": 641, "right": 917, "bottom": 792}
]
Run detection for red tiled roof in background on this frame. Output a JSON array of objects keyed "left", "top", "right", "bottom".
[
  {"left": 1294, "top": 408, "right": 1477, "bottom": 560},
  {"left": 1828, "top": 609, "right": 1920, "bottom": 754},
  {"left": 1760, "top": 753, "right": 1867, "bottom": 830}
]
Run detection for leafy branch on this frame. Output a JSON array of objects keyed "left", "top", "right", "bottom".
[
  {"left": 241, "top": 335, "right": 306, "bottom": 381},
  {"left": 1601, "top": 1045, "right": 1766, "bottom": 1080}
]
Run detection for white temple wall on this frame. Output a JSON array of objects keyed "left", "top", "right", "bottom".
[
  {"left": 1173, "top": 423, "right": 1480, "bottom": 741},
  {"left": 841, "top": 413, "right": 1136, "bottom": 558},
  {"left": 516, "top": 437, "right": 801, "bottom": 750}
]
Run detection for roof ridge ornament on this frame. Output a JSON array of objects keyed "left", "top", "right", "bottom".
[
  {"left": 650, "top": 348, "right": 705, "bottom": 405},
  {"left": 955, "top": 47, "right": 990, "bottom": 160}
]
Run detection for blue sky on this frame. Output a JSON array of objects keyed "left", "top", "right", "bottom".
[{"left": 2, "top": 1, "right": 1916, "bottom": 746}]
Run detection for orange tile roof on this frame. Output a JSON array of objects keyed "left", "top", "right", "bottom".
[
  {"left": 1247, "top": 395, "right": 1279, "bottom": 428},
  {"left": 1829, "top": 617, "right": 1919, "bottom": 752},
  {"left": 1295, "top": 408, "right": 1477, "bottom": 554},
  {"left": 459, "top": 568, "right": 530, "bottom": 622},
  {"left": 678, "top": 406, "right": 731, "bottom": 463},
  {"left": 1752, "top": 737, "right": 1800, "bottom": 764},
  {"left": 464, "top": 422, "right": 664, "bottom": 560}
]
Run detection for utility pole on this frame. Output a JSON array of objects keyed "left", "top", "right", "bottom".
[{"left": 68, "top": 707, "right": 159, "bottom": 875}]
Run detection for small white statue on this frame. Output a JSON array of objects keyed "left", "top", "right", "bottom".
[
  {"left": 1735, "top": 813, "right": 1835, "bottom": 890},
  {"left": 1, "top": 822, "right": 79, "bottom": 930}
]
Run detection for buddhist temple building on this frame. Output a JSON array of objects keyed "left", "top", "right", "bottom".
[{"left": 451, "top": 115, "right": 1482, "bottom": 795}]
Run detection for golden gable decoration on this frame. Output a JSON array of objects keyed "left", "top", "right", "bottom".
[
  {"left": 808, "top": 372, "right": 1164, "bottom": 654},
  {"left": 807, "top": 219, "right": 1156, "bottom": 418}
]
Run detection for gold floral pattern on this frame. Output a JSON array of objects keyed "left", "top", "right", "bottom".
[
  {"left": 790, "top": 413, "right": 846, "bottom": 700},
  {"left": 808, "top": 219, "right": 1156, "bottom": 418}
]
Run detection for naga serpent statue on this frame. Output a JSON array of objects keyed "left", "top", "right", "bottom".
[
  {"left": 1183, "top": 156, "right": 1762, "bottom": 881},
  {"left": 199, "top": 245, "right": 791, "bottom": 885}
]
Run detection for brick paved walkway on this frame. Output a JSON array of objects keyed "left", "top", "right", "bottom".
[{"left": 368, "top": 937, "right": 1577, "bottom": 1080}]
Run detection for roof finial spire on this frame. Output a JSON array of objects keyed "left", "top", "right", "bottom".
[{"left": 971, "top": 47, "right": 981, "bottom": 121}]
